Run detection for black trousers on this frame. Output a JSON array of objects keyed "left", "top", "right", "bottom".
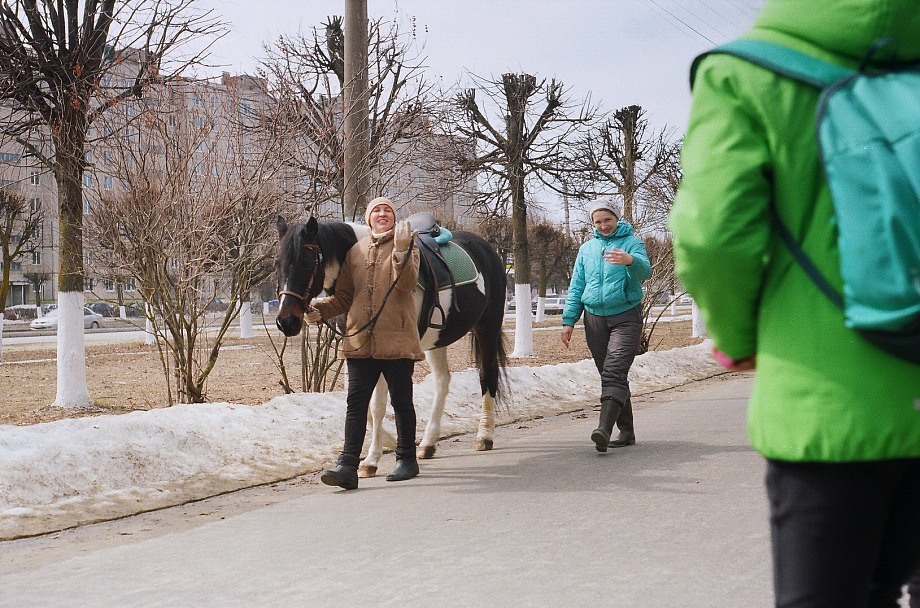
[
  {"left": 766, "top": 458, "right": 920, "bottom": 607},
  {"left": 341, "top": 358, "right": 417, "bottom": 463},
  {"left": 582, "top": 306, "right": 643, "bottom": 405}
]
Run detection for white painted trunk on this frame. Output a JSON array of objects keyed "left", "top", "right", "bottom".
[
  {"left": 119, "top": 305, "right": 127, "bottom": 320},
  {"left": 262, "top": 302, "right": 269, "bottom": 317},
  {"left": 670, "top": 295, "right": 678, "bottom": 316},
  {"left": 535, "top": 296, "right": 546, "bottom": 322},
  {"left": 240, "top": 302, "right": 254, "bottom": 339},
  {"left": 692, "top": 301, "right": 708, "bottom": 338},
  {"left": 144, "top": 303, "right": 156, "bottom": 346},
  {"left": 36, "top": 305, "right": 43, "bottom": 318},
  {"left": 0, "top": 314, "right": 4, "bottom": 361},
  {"left": 55, "top": 291, "right": 91, "bottom": 408},
  {"left": 511, "top": 283, "right": 534, "bottom": 357}
]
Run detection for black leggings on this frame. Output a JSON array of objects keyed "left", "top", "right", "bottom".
[
  {"left": 766, "top": 458, "right": 920, "bottom": 607},
  {"left": 342, "top": 358, "right": 417, "bottom": 462}
]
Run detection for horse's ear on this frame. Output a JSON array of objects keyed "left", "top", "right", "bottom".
[
  {"left": 305, "top": 214, "right": 319, "bottom": 237},
  {"left": 276, "top": 215, "right": 288, "bottom": 239}
]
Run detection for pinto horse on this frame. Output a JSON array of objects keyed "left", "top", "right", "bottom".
[{"left": 274, "top": 215, "right": 508, "bottom": 477}]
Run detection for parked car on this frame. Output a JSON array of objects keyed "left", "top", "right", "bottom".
[
  {"left": 540, "top": 296, "right": 567, "bottom": 314},
  {"left": 88, "top": 301, "right": 116, "bottom": 317},
  {"left": 41, "top": 303, "right": 58, "bottom": 315},
  {"left": 123, "top": 304, "right": 145, "bottom": 318},
  {"left": 30, "top": 307, "right": 103, "bottom": 330},
  {"left": 6, "top": 304, "right": 39, "bottom": 320}
]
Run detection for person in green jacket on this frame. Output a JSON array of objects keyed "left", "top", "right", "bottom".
[
  {"left": 561, "top": 201, "right": 651, "bottom": 452},
  {"left": 669, "top": 1, "right": 920, "bottom": 605}
]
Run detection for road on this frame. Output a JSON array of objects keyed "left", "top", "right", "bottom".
[{"left": 0, "top": 373, "right": 773, "bottom": 607}]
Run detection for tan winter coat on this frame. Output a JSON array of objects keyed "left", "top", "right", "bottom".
[{"left": 313, "top": 231, "right": 423, "bottom": 360}]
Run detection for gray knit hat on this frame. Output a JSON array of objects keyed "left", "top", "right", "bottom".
[{"left": 587, "top": 200, "right": 620, "bottom": 221}]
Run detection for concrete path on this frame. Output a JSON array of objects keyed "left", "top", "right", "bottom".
[{"left": 0, "top": 373, "right": 773, "bottom": 607}]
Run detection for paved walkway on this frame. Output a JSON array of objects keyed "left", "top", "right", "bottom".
[{"left": 1, "top": 373, "right": 773, "bottom": 607}]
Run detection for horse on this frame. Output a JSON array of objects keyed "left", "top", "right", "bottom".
[{"left": 274, "top": 214, "right": 508, "bottom": 477}]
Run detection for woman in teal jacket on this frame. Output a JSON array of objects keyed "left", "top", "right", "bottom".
[
  {"left": 669, "top": 0, "right": 920, "bottom": 604},
  {"left": 562, "top": 201, "right": 651, "bottom": 452}
]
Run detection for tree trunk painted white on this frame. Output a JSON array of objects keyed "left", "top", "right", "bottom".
[
  {"left": 691, "top": 301, "right": 708, "bottom": 338},
  {"left": 262, "top": 301, "right": 269, "bottom": 317},
  {"left": 535, "top": 296, "right": 546, "bottom": 322},
  {"left": 511, "top": 283, "right": 534, "bottom": 357},
  {"left": 36, "top": 304, "right": 43, "bottom": 318},
  {"left": 0, "top": 314, "right": 4, "bottom": 361},
  {"left": 119, "top": 305, "right": 127, "bottom": 320},
  {"left": 144, "top": 302, "right": 156, "bottom": 346},
  {"left": 670, "top": 294, "right": 678, "bottom": 316},
  {"left": 55, "top": 291, "right": 91, "bottom": 407},
  {"left": 240, "top": 301, "right": 254, "bottom": 339}
]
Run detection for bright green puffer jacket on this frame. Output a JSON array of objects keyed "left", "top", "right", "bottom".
[
  {"left": 562, "top": 222, "right": 651, "bottom": 327},
  {"left": 669, "top": 0, "right": 920, "bottom": 462}
]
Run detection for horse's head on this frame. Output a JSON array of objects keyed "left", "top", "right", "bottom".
[{"left": 275, "top": 215, "right": 325, "bottom": 337}]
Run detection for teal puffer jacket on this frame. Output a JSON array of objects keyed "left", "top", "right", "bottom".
[
  {"left": 669, "top": 0, "right": 920, "bottom": 463},
  {"left": 562, "top": 222, "right": 651, "bottom": 327}
]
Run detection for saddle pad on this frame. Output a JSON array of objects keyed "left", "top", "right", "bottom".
[{"left": 417, "top": 241, "right": 478, "bottom": 291}]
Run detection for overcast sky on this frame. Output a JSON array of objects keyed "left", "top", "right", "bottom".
[{"left": 194, "top": 0, "right": 765, "bottom": 134}]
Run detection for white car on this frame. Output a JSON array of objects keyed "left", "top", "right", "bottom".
[
  {"left": 30, "top": 307, "right": 103, "bottom": 330},
  {"left": 533, "top": 296, "right": 567, "bottom": 314}
]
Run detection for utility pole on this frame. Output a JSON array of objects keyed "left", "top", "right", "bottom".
[{"left": 343, "top": 0, "right": 370, "bottom": 221}]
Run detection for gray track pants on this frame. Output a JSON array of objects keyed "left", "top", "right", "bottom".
[{"left": 583, "top": 306, "right": 643, "bottom": 406}]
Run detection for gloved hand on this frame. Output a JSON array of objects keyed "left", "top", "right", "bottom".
[
  {"left": 393, "top": 220, "right": 416, "bottom": 253},
  {"left": 305, "top": 308, "right": 322, "bottom": 324}
]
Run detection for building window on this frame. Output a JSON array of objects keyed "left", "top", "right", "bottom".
[
  {"left": 30, "top": 198, "right": 40, "bottom": 213},
  {"left": 103, "top": 176, "right": 113, "bottom": 190},
  {"left": 31, "top": 250, "right": 40, "bottom": 265},
  {"left": 123, "top": 277, "right": 136, "bottom": 292},
  {"left": 0, "top": 152, "right": 21, "bottom": 162},
  {"left": 29, "top": 171, "right": 40, "bottom": 186},
  {"left": 84, "top": 199, "right": 92, "bottom": 214},
  {"left": 85, "top": 151, "right": 93, "bottom": 163},
  {"left": 84, "top": 278, "right": 95, "bottom": 291},
  {"left": 83, "top": 174, "right": 92, "bottom": 188},
  {"left": 103, "top": 279, "right": 115, "bottom": 292}
]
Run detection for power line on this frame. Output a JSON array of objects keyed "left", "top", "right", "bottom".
[{"left": 645, "top": 0, "right": 717, "bottom": 45}]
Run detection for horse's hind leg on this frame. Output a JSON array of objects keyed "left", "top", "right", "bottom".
[
  {"left": 359, "top": 375, "right": 393, "bottom": 478},
  {"left": 418, "top": 347, "right": 450, "bottom": 459},
  {"left": 474, "top": 325, "right": 501, "bottom": 452}
]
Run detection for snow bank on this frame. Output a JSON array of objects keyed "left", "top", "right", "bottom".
[{"left": 0, "top": 342, "right": 722, "bottom": 539}]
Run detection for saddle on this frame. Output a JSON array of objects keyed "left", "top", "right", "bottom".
[{"left": 405, "top": 212, "right": 478, "bottom": 335}]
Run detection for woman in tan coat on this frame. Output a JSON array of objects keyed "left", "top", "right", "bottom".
[{"left": 307, "top": 197, "right": 422, "bottom": 490}]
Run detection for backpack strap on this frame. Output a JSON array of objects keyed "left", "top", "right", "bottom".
[{"left": 690, "top": 39, "right": 854, "bottom": 91}]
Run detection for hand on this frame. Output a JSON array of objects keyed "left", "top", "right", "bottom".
[
  {"left": 561, "top": 325, "right": 574, "bottom": 349},
  {"left": 712, "top": 347, "right": 756, "bottom": 371},
  {"left": 305, "top": 308, "right": 322, "bottom": 324},
  {"left": 394, "top": 220, "right": 415, "bottom": 253},
  {"left": 604, "top": 247, "right": 633, "bottom": 266}
]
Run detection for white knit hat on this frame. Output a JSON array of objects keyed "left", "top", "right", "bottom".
[
  {"left": 365, "top": 197, "right": 397, "bottom": 225},
  {"left": 587, "top": 200, "right": 620, "bottom": 221}
]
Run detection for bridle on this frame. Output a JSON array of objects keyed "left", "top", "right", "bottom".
[{"left": 277, "top": 243, "right": 324, "bottom": 313}]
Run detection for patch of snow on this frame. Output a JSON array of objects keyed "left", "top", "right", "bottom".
[{"left": 0, "top": 341, "right": 721, "bottom": 539}]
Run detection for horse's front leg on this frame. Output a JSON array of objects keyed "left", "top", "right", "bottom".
[
  {"left": 359, "top": 375, "right": 393, "bottom": 478},
  {"left": 418, "top": 347, "right": 450, "bottom": 459}
]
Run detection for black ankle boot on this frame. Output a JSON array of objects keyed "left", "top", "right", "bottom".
[
  {"left": 386, "top": 458, "right": 419, "bottom": 482},
  {"left": 609, "top": 399, "right": 636, "bottom": 448},
  {"left": 591, "top": 397, "right": 622, "bottom": 453},
  {"left": 321, "top": 455, "right": 359, "bottom": 490}
]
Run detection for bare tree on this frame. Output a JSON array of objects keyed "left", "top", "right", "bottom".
[
  {"left": 445, "top": 72, "right": 595, "bottom": 356},
  {"left": 528, "top": 218, "right": 577, "bottom": 320},
  {"left": 260, "top": 15, "right": 435, "bottom": 221},
  {"left": 0, "top": 0, "right": 223, "bottom": 406},
  {"left": 582, "top": 105, "right": 670, "bottom": 227},
  {"left": 85, "top": 82, "right": 285, "bottom": 405},
  {"left": 0, "top": 188, "right": 42, "bottom": 360}
]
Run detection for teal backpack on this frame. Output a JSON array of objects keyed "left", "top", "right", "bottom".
[{"left": 691, "top": 39, "right": 920, "bottom": 364}]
